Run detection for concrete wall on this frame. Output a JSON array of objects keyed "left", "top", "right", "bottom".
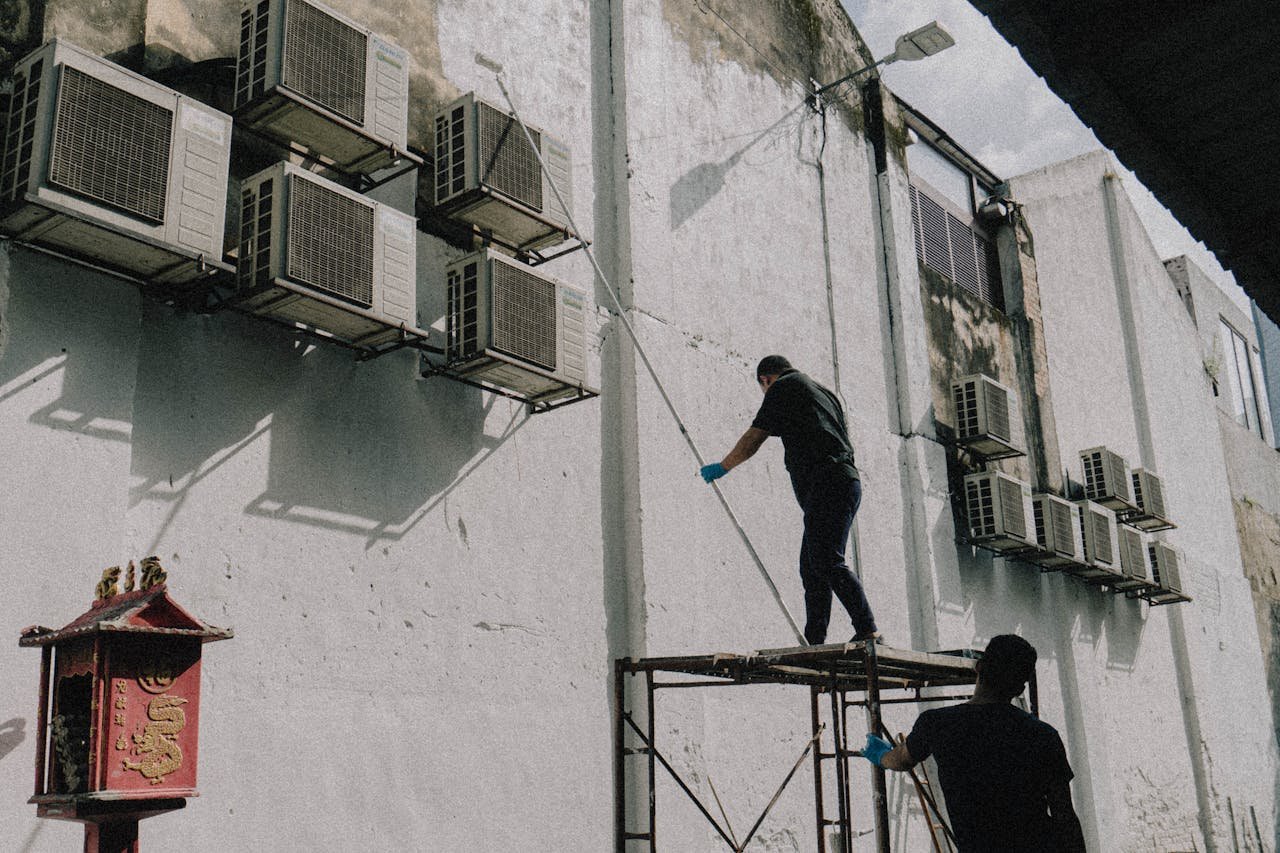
[{"left": 1, "top": 2, "right": 1277, "bottom": 852}]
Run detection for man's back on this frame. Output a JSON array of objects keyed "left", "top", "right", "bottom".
[{"left": 905, "top": 703, "right": 1075, "bottom": 852}]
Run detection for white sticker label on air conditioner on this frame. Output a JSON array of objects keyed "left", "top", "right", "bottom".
[
  {"left": 372, "top": 39, "right": 407, "bottom": 70},
  {"left": 180, "top": 104, "right": 227, "bottom": 145}
]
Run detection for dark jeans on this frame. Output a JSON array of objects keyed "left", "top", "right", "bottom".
[{"left": 794, "top": 469, "right": 876, "bottom": 644}]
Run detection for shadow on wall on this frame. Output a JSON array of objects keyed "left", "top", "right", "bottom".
[
  {"left": 127, "top": 302, "right": 522, "bottom": 551},
  {"left": 0, "top": 716, "right": 26, "bottom": 763},
  {"left": 0, "top": 250, "right": 140, "bottom": 441},
  {"left": 668, "top": 103, "right": 810, "bottom": 230}
]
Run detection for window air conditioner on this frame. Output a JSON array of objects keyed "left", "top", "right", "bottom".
[
  {"left": 1148, "top": 542, "right": 1184, "bottom": 594},
  {"left": 1128, "top": 468, "right": 1175, "bottom": 531},
  {"left": 1071, "top": 500, "right": 1122, "bottom": 583},
  {"left": 234, "top": 0, "right": 414, "bottom": 175},
  {"left": 443, "top": 248, "right": 589, "bottom": 403},
  {"left": 429, "top": 92, "right": 575, "bottom": 251},
  {"left": 1079, "top": 446, "right": 1137, "bottom": 512},
  {"left": 951, "top": 374, "right": 1023, "bottom": 459},
  {"left": 1113, "top": 526, "right": 1152, "bottom": 592},
  {"left": 236, "top": 161, "right": 418, "bottom": 347},
  {"left": 963, "top": 471, "right": 1035, "bottom": 553},
  {"left": 0, "top": 39, "right": 232, "bottom": 287},
  {"left": 1029, "top": 493, "right": 1084, "bottom": 569}
]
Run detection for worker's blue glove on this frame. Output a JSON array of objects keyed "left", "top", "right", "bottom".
[
  {"left": 861, "top": 733, "right": 893, "bottom": 767},
  {"left": 700, "top": 463, "right": 727, "bottom": 483}
]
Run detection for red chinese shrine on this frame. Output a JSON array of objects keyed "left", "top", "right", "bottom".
[{"left": 19, "top": 558, "right": 232, "bottom": 853}]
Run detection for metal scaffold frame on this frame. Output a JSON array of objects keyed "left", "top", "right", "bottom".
[{"left": 615, "top": 641, "right": 1037, "bottom": 852}]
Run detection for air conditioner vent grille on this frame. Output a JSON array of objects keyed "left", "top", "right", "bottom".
[
  {"left": 1134, "top": 471, "right": 1166, "bottom": 518},
  {"left": 986, "top": 382, "right": 1010, "bottom": 442},
  {"left": 477, "top": 100, "right": 542, "bottom": 210},
  {"left": 492, "top": 261, "right": 557, "bottom": 370},
  {"left": 283, "top": 0, "right": 367, "bottom": 125},
  {"left": 1, "top": 60, "right": 42, "bottom": 206},
  {"left": 1087, "top": 509, "right": 1112, "bottom": 565},
  {"left": 1120, "top": 528, "right": 1146, "bottom": 578},
  {"left": 236, "top": 2, "right": 272, "bottom": 106},
  {"left": 953, "top": 380, "right": 978, "bottom": 437},
  {"left": 48, "top": 66, "right": 172, "bottom": 223},
  {"left": 1049, "top": 499, "right": 1073, "bottom": 553},
  {"left": 998, "top": 477, "right": 1025, "bottom": 539},
  {"left": 448, "top": 260, "right": 480, "bottom": 358},
  {"left": 966, "top": 476, "right": 994, "bottom": 538},
  {"left": 434, "top": 105, "right": 467, "bottom": 202},
  {"left": 286, "top": 175, "right": 373, "bottom": 307}
]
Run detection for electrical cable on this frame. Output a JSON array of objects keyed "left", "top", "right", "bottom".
[{"left": 478, "top": 54, "right": 808, "bottom": 647}]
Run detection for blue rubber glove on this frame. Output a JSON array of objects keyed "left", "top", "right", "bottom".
[
  {"left": 699, "top": 463, "right": 727, "bottom": 483},
  {"left": 861, "top": 733, "right": 893, "bottom": 767}
]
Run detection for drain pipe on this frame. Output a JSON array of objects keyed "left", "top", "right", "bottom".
[{"left": 1102, "top": 168, "right": 1218, "bottom": 851}]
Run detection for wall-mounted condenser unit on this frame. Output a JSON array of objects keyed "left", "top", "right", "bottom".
[
  {"left": 963, "top": 471, "right": 1035, "bottom": 553},
  {"left": 429, "top": 92, "right": 575, "bottom": 251},
  {"left": 0, "top": 39, "right": 232, "bottom": 287},
  {"left": 1029, "top": 493, "right": 1084, "bottom": 569},
  {"left": 1127, "top": 468, "right": 1175, "bottom": 531},
  {"left": 1147, "top": 542, "right": 1190, "bottom": 604},
  {"left": 234, "top": 0, "right": 417, "bottom": 175},
  {"left": 1112, "top": 526, "right": 1152, "bottom": 592},
  {"left": 951, "top": 374, "right": 1023, "bottom": 459},
  {"left": 1069, "top": 499, "right": 1122, "bottom": 583},
  {"left": 1079, "top": 446, "right": 1137, "bottom": 513},
  {"left": 442, "top": 248, "right": 591, "bottom": 404},
  {"left": 235, "top": 161, "right": 422, "bottom": 348}
]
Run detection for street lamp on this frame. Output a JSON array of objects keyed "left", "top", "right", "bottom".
[{"left": 812, "top": 21, "right": 956, "bottom": 99}]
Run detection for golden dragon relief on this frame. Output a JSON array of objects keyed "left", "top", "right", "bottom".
[{"left": 121, "top": 695, "right": 187, "bottom": 784}]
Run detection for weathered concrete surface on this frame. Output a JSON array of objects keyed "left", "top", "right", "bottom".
[{"left": 1, "top": 2, "right": 1278, "bottom": 851}]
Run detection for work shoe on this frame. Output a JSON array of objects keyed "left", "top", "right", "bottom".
[{"left": 851, "top": 631, "right": 884, "bottom": 645}]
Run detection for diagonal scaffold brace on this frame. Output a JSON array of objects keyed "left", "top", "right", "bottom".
[{"left": 477, "top": 53, "right": 806, "bottom": 646}]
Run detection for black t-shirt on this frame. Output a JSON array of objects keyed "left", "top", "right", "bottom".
[
  {"left": 905, "top": 703, "right": 1075, "bottom": 853},
  {"left": 751, "top": 371, "right": 857, "bottom": 480}
]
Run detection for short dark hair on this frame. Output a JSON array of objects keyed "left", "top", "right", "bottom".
[
  {"left": 756, "top": 354, "right": 792, "bottom": 379},
  {"left": 978, "top": 634, "right": 1037, "bottom": 700}
]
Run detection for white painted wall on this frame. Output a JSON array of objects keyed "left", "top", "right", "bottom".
[{"left": 1, "top": 3, "right": 1276, "bottom": 852}]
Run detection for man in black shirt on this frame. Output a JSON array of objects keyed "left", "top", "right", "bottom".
[
  {"left": 699, "top": 355, "right": 878, "bottom": 645},
  {"left": 862, "top": 634, "right": 1086, "bottom": 852}
]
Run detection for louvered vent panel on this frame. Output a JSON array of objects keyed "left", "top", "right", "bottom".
[
  {"left": 1050, "top": 500, "right": 1073, "bottom": 555},
  {"left": 477, "top": 100, "right": 542, "bottom": 210},
  {"left": 447, "top": 260, "right": 479, "bottom": 358},
  {"left": 978, "top": 236, "right": 1002, "bottom": 309},
  {"left": 948, "top": 211, "right": 981, "bottom": 297},
  {"left": 1120, "top": 528, "right": 1144, "bottom": 577},
  {"left": 915, "top": 189, "right": 950, "bottom": 273},
  {"left": 48, "top": 67, "right": 172, "bottom": 223},
  {"left": 985, "top": 382, "right": 1010, "bottom": 442},
  {"left": 1106, "top": 452, "right": 1131, "bottom": 502},
  {"left": 283, "top": 0, "right": 367, "bottom": 124},
  {"left": 434, "top": 105, "right": 467, "bottom": 202},
  {"left": 251, "top": 1, "right": 270, "bottom": 100},
  {"left": 1150, "top": 544, "right": 1180, "bottom": 590},
  {"left": 286, "top": 176, "right": 373, "bottom": 306},
  {"left": 237, "top": 184, "right": 257, "bottom": 288},
  {"left": 966, "top": 477, "right": 994, "bottom": 538},
  {"left": 235, "top": 7, "right": 256, "bottom": 106},
  {"left": 998, "top": 478, "right": 1025, "bottom": 538},
  {"left": 909, "top": 185, "right": 924, "bottom": 263},
  {"left": 953, "top": 380, "right": 978, "bottom": 437},
  {"left": 1136, "top": 472, "right": 1165, "bottom": 518},
  {"left": 1, "top": 61, "right": 41, "bottom": 205},
  {"left": 1088, "top": 510, "right": 1112, "bottom": 565},
  {"left": 1034, "top": 497, "right": 1046, "bottom": 546},
  {"left": 491, "top": 261, "right": 557, "bottom": 370},
  {"left": 1083, "top": 451, "right": 1107, "bottom": 501}
]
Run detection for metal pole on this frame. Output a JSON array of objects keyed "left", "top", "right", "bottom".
[
  {"left": 614, "top": 660, "right": 627, "bottom": 852},
  {"left": 811, "top": 688, "right": 828, "bottom": 853},
  {"left": 865, "top": 641, "right": 891, "bottom": 852},
  {"left": 646, "top": 671, "right": 657, "bottom": 852},
  {"left": 485, "top": 61, "right": 806, "bottom": 647},
  {"left": 829, "top": 671, "right": 852, "bottom": 853}
]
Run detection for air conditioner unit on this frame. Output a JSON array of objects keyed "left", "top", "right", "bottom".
[
  {"left": 428, "top": 92, "right": 575, "bottom": 251},
  {"left": 234, "top": 0, "right": 416, "bottom": 175},
  {"left": 1069, "top": 499, "right": 1122, "bottom": 583},
  {"left": 1148, "top": 542, "right": 1184, "bottom": 594},
  {"left": 1127, "top": 468, "right": 1175, "bottom": 531},
  {"left": 963, "top": 471, "right": 1035, "bottom": 553},
  {"left": 235, "top": 161, "right": 420, "bottom": 348},
  {"left": 442, "top": 248, "right": 591, "bottom": 403},
  {"left": 1112, "top": 526, "right": 1152, "bottom": 592},
  {"left": 1029, "top": 493, "right": 1084, "bottom": 569},
  {"left": 951, "top": 374, "right": 1023, "bottom": 459},
  {"left": 0, "top": 39, "right": 232, "bottom": 287},
  {"left": 1079, "top": 447, "right": 1137, "bottom": 512}
]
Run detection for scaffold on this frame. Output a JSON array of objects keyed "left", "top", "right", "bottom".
[{"left": 614, "top": 640, "right": 1037, "bottom": 852}]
